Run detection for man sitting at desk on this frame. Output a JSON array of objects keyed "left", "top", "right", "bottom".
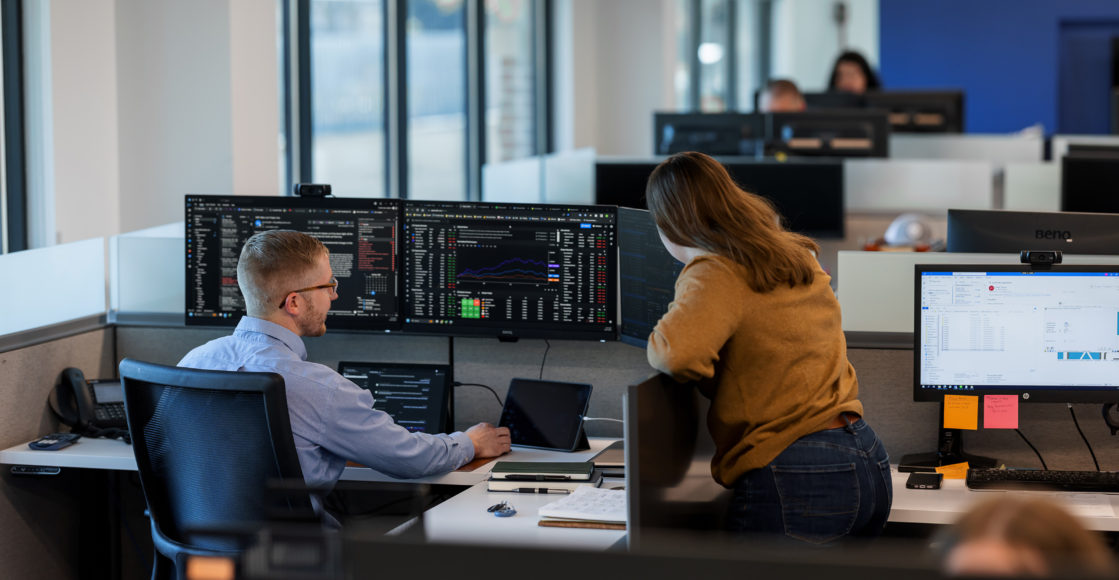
[{"left": 179, "top": 230, "right": 511, "bottom": 494}]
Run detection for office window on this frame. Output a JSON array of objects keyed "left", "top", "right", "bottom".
[
  {"left": 1, "top": 0, "right": 25, "bottom": 253},
  {"left": 309, "top": 0, "right": 386, "bottom": 198},
  {"left": 676, "top": 0, "right": 766, "bottom": 113},
  {"left": 698, "top": 0, "right": 730, "bottom": 112},
  {"left": 407, "top": 0, "right": 466, "bottom": 200},
  {"left": 288, "top": 0, "right": 552, "bottom": 201},
  {"left": 484, "top": 0, "right": 536, "bottom": 163}
]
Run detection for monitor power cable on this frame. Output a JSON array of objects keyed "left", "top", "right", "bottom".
[
  {"left": 1014, "top": 428, "right": 1048, "bottom": 470},
  {"left": 539, "top": 339, "right": 551, "bottom": 380},
  {"left": 453, "top": 382, "right": 503, "bottom": 408},
  {"left": 1068, "top": 404, "right": 1101, "bottom": 471}
]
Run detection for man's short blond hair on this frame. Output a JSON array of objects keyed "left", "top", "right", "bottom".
[{"left": 237, "top": 230, "right": 328, "bottom": 316}]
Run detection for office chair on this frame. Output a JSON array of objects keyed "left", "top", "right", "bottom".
[{"left": 118, "top": 358, "right": 316, "bottom": 580}]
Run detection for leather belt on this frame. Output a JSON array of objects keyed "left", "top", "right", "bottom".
[{"left": 825, "top": 412, "right": 861, "bottom": 430}]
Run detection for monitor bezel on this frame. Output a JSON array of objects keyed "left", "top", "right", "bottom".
[
  {"left": 184, "top": 194, "right": 404, "bottom": 332},
  {"left": 913, "top": 263, "right": 1119, "bottom": 404}
]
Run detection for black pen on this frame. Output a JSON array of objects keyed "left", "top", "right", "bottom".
[
  {"left": 504, "top": 474, "right": 571, "bottom": 481},
  {"left": 514, "top": 487, "right": 571, "bottom": 494}
]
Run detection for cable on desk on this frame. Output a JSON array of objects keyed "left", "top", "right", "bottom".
[
  {"left": 1014, "top": 428, "right": 1048, "bottom": 470},
  {"left": 539, "top": 339, "right": 551, "bottom": 380},
  {"left": 454, "top": 382, "right": 503, "bottom": 408},
  {"left": 1068, "top": 404, "right": 1101, "bottom": 471}
]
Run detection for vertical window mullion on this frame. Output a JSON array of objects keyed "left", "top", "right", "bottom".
[
  {"left": 388, "top": 0, "right": 407, "bottom": 198},
  {"left": 535, "top": 0, "right": 552, "bottom": 154},
  {"left": 296, "top": 0, "right": 311, "bottom": 186},
  {"left": 466, "top": 0, "right": 483, "bottom": 201},
  {"left": 2, "top": 0, "right": 25, "bottom": 252}
]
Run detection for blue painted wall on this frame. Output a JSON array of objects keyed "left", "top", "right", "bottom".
[{"left": 880, "top": 0, "right": 1119, "bottom": 134}]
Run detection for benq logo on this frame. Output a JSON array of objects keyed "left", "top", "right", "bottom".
[{"left": 1035, "top": 229, "right": 1072, "bottom": 240}]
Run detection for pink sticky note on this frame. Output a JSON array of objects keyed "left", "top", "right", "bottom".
[{"left": 984, "top": 395, "right": 1019, "bottom": 429}]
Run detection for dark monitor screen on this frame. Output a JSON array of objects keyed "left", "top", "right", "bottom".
[
  {"left": 595, "top": 158, "right": 845, "bottom": 239},
  {"left": 914, "top": 264, "right": 1119, "bottom": 403},
  {"left": 618, "top": 208, "right": 685, "bottom": 348},
  {"left": 767, "top": 110, "right": 890, "bottom": 158},
  {"left": 185, "top": 195, "right": 401, "bottom": 330},
  {"left": 946, "top": 209, "right": 1119, "bottom": 254},
  {"left": 863, "top": 90, "right": 965, "bottom": 133},
  {"left": 1062, "top": 154, "right": 1119, "bottom": 214},
  {"left": 337, "top": 361, "right": 451, "bottom": 433},
  {"left": 803, "top": 91, "right": 867, "bottom": 110},
  {"left": 402, "top": 201, "right": 618, "bottom": 340},
  {"left": 653, "top": 112, "right": 764, "bottom": 156}
]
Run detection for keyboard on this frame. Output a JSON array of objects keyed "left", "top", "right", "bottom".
[{"left": 966, "top": 468, "right": 1119, "bottom": 492}]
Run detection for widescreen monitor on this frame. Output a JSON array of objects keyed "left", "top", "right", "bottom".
[
  {"left": 185, "top": 195, "right": 402, "bottom": 330},
  {"left": 1061, "top": 148, "right": 1119, "bottom": 214},
  {"left": 914, "top": 264, "right": 1119, "bottom": 404},
  {"left": 617, "top": 208, "right": 685, "bottom": 348},
  {"left": 595, "top": 158, "right": 845, "bottom": 239},
  {"left": 766, "top": 110, "right": 890, "bottom": 158},
  {"left": 864, "top": 90, "right": 965, "bottom": 133},
  {"left": 653, "top": 112, "right": 764, "bottom": 156},
  {"left": 947, "top": 209, "right": 1119, "bottom": 254},
  {"left": 402, "top": 201, "right": 617, "bottom": 340}
]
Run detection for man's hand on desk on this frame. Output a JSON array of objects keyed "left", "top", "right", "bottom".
[{"left": 466, "top": 422, "right": 511, "bottom": 458}]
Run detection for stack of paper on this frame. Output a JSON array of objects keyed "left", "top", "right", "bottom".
[{"left": 538, "top": 486, "right": 626, "bottom": 530}]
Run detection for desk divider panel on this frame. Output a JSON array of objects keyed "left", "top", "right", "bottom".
[
  {"left": 889, "top": 133, "right": 1043, "bottom": 164},
  {"left": 843, "top": 159, "right": 993, "bottom": 214},
  {"left": 1003, "top": 162, "right": 1060, "bottom": 211}
]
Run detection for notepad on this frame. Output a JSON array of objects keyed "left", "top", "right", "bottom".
[{"left": 538, "top": 486, "right": 626, "bottom": 529}]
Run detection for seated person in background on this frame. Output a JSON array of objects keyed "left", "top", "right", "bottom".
[
  {"left": 179, "top": 230, "right": 511, "bottom": 499},
  {"left": 645, "top": 152, "right": 892, "bottom": 544},
  {"left": 827, "top": 50, "right": 881, "bottom": 95},
  {"left": 758, "top": 79, "right": 806, "bottom": 113},
  {"left": 942, "top": 495, "right": 1117, "bottom": 577}
]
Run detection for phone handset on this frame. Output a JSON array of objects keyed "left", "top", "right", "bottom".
[{"left": 54, "top": 367, "right": 96, "bottom": 432}]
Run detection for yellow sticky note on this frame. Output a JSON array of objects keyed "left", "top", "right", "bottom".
[
  {"left": 936, "top": 462, "right": 970, "bottom": 480},
  {"left": 943, "top": 394, "right": 979, "bottom": 430}
]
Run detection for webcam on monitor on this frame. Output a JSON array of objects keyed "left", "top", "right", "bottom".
[{"left": 1019, "top": 250, "right": 1062, "bottom": 267}]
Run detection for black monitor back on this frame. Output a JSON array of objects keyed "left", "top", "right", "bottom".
[
  {"left": 863, "top": 90, "right": 965, "bottom": 133},
  {"left": 766, "top": 110, "right": 890, "bottom": 158},
  {"left": 946, "top": 208, "right": 1119, "bottom": 254},
  {"left": 595, "top": 158, "right": 844, "bottom": 239},
  {"left": 653, "top": 112, "right": 765, "bottom": 156},
  {"left": 1062, "top": 150, "right": 1119, "bottom": 214}
]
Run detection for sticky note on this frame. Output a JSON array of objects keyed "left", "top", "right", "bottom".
[
  {"left": 936, "top": 462, "right": 970, "bottom": 480},
  {"left": 984, "top": 395, "right": 1019, "bottom": 429},
  {"left": 943, "top": 394, "right": 979, "bottom": 430}
]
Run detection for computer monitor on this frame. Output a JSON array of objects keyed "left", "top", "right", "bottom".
[
  {"left": 803, "top": 91, "right": 867, "bottom": 110},
  {"left": 653, "top": 112, "right": 765, "bottom": 156},
  {"left": 617, "top": 208, "right": 685, "bottom": 348},
  {"left": 1061, "top": 147, "right": 1119, "bottom": 213},
  {"left": 401, "top": 201, "right": 618, "bottom": 340},
  {"left": 863, "top": 90, "right": 965, "bottom": 133},
  {"left": 904, "top": 263, "right": 1119, "bottom": 470},
  {"left": 947, "top": 209, "right": 1119, "bottom": 254},
  {"left": 915, "top": 263, "right": 1119, "bottom": 403},
  {"left": 595, "top": 158, "right": 845, "bottom": 239},
  {"left": 185, "top": 195, "right": 402, "bottom": 330},
  {"left": 766, "top": 110, "right": 890, "bottom": 158},
  {"left": 337, "top": 361, "right": 451, "bottom": 433}
]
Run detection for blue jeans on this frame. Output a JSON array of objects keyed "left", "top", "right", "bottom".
[{"left": 725, "top": 418, "right": 892, "bottom": 544}]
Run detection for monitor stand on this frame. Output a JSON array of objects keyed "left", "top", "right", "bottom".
[{"left": 898, "top": 402, "right": 997, "bottom": 472}]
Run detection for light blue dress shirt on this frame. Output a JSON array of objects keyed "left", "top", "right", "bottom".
[{"left": 178, "top": 317, "right": 474, "bottom": 491}]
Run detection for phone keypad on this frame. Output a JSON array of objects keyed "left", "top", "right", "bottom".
[{"left": 95, "top": 403, "right": 126, "bottom": 422}]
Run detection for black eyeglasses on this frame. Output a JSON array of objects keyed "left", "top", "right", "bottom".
[{"left": 278, "top": 277, "right": 338, "bottom": 309}]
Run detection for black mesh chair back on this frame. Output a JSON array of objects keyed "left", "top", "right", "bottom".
[{"left": 119, "top": 358, "right": 313, "bottom": 579}]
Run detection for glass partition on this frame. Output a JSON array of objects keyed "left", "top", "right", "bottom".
[
  {"left": 109, "top": 222, "right": 184, "bottom": 318},
  {"left": 543, "top": 148, "right": 595, "bottom": 204},
  {"left": 0, "top": 237, "right": 106, "bottom": 335}
]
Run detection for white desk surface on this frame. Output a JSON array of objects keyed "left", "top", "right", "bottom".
[
  {"left": 889, "top": 466, "right": 1119, "bottom": 532},
  {"left": 8, "top": 440, "right": 1119, "bottom": 536}
]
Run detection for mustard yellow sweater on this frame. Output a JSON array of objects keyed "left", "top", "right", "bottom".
[{"left": 647, "top": 253, "right": 863, "bottom": 487}]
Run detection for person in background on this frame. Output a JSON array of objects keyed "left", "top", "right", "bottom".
[
  {"left": 644, "top": 151, "right": 891, "bottom": 544},
  {"left": 758, "top": 79, "right": 806, "bottom": 113},
  {"left": 179, "top": 230, "right": 511, "bottom": 523},
  {"left": 827, "top": 50, "right": 881, "bottom": 95},
  {"left": 942, "top": 495, "right": 1117, "bottom": 577}
]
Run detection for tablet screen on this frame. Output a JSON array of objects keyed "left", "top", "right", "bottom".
[{"left": 498, "top": 378, "right": 592, "bottom": 451}]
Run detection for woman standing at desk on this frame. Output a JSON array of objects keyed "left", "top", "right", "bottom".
[{"left": 645, "top": 151, "right": 891, "bottom": 544}]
